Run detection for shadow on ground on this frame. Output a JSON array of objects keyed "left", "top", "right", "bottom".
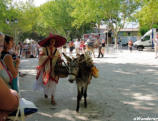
[{"left": 19, "top": 58, "right": 158, "bottom": 121}]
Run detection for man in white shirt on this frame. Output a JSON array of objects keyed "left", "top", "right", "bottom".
[{"left": 74, "top": 39, "right": 80, "bottom": 55}]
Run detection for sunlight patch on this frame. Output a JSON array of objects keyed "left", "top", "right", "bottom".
[
  {"left": 114, "top": 70, "right": 133, "bottom": 75},
  {"left": 53, "top": 109, "right": 88, "bottom": 121},
  {"left": 132, "top": 93, "right": 158, "bottom": 101},
  {"left": 38, "top": 112, "right": 52, "bottom": 118},
  {"left": 20, "top": 69, "right": 36, "bottom": 75}
]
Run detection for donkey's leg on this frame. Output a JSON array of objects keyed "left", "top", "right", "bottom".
[
  {"left": 76, "top": 87, "right": 82, "bottom": 112},
  {"left": 81, "top": 87, "right": 84, "bottom": 99},
  {"left": 84, "top": 86, "right": 88, "bottom": 108}
]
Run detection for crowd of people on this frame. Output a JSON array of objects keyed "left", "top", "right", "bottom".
[
  {"left": 66, "top": 39, "right": 86, "bottom": 56},
  {"left": 65, "top": 37, "right": 105, "bottom": 58},
  {"left": 14, "top": 42, "right": 40, "bottom": 58}
]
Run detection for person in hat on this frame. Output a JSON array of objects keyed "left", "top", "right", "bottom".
[{"left": 35, "top": 33, "right": 66, "bottom": 105}]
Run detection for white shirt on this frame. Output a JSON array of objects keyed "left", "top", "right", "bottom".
[
  {"left": 154, "top": 38, "right": 158, "bottom": 46},
  {"left": 74, "top": 41, "right": 80, "bottom": 48}
]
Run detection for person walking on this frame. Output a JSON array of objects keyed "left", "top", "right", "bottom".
[
  {"left": 35, "top": 33, "right": 66, "bottom": 105},
  {"left": 80, "top": 40, "right": 85, "bottom": 54},
  {"left": 97, "top": 36, "right": 104, "bottom": 58},
  {"left": 16, "top": 42, "right": 22, "bottom": 58},
  {"left": 69, "top": 40, "right": 74, "bottom": 56},
  {"left": 74, "top": 39, "right": 80, "bottom": 55},
  {"left": 128, "top": 40, "right": 133, "bottom": 53},
  {"left": 101, "top": 39, "right": 105, "bottom": 57}
]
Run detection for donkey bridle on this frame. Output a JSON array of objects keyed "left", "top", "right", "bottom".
[
  {"left": 62, "top": 59, "right": 78, "bottom": 76},
  {"left": 69, "top": 72, "right": 77, "bottom": 76}
]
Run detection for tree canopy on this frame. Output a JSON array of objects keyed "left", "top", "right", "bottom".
[
  {"left": 135, "top": 0, "right": 158, "bottom": 35},
  {"left": 0, "top": 0, "right": 142, "bottom": 43}
]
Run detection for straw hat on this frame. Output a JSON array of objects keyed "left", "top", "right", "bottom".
[{"left": 38, "top": 33, "right": 66, "bottom": 47}]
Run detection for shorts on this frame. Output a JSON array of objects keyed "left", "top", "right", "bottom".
[
  {"left": 129, "top": 47, "right": 132, "bottom": 51},
  {"left": 70, "top": 47, "right": 74, "bottom": 52}
]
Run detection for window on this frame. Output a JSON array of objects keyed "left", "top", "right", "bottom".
[{"left": 142, "top": 36, "right": 150, "bottom": 41}]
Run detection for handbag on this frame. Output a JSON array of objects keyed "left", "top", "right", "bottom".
[
  {"left": 8, "top": 98, "right": 38, "bottom": 121},
  {"left": 0, "top": 61, "right": 13, "bottom": 85},
  {"left": 54, "top": 59, "right": 69, "bottom": 78},
  {"left": 45, "top": 48, "right": 69, "bottom": 78}
]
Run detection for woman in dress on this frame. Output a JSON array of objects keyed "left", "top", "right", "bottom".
[{"left": 35, "top": 33, "right": 66, "bottom": 105}]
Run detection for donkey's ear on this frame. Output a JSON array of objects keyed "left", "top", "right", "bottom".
[
  {"left": 78, "top": 54, "right": 84, "bottom": 61},
  {"left": 77, "top": 55, "right": 85, "bottom": 63},
  {"left": 62, "top": 53, "right": 71, "bottom": 62}
]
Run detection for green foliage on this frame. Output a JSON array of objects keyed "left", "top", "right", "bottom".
[
  {"left": 70, "top": 0, "right": 140, "bottom": 45},
  {"left": 136, "top": 0, "right": 158, "bottom": 30},
  {"left": 40, "top": 0, "right": 73, "bottom": 36},
  {"left": 39, "top": 0, "right": 95, "bottom": 41},
  {"left": 0, "top": 0, "right": 18, "bottom": 33},
  {"left": 0, "top": 0, "right": 141, "bottom": 43},
  {"left": 139, "top": 25, "right": 149, "bottom": 35}
]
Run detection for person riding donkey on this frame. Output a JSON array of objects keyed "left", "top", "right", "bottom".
[{"left": 35, "top": 33, "right": 66, "bottom": 105}]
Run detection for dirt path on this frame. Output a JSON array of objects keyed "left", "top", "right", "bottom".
[{"left": 19, "top": 50, "right": 158, "bottom": 121}]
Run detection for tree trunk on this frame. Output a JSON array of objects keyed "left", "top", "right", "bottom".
[
  {"left": 106, "top": 32, "right": 109, "bottom": 45},
  {"left": 96, "top": 23, "right": 100, "bottom": 33},
  {"left": 114, "top": 32, "right": 118, "bottom": 49}
]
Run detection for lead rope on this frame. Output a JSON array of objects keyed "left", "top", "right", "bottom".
[{"left": 62, "top": 60, "right": 69, "bottom": 73}]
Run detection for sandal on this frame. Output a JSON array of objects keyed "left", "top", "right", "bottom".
[{"left": 51, "top": 96, "right": 56, "bottom": 105}]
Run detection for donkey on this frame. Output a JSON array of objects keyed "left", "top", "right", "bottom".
[{"left": 63, "top": 53, "right": 94, "bottom": 112}]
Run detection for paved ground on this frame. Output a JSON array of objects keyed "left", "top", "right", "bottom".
[{"left": 19, "top": 50, "right": 158, "bottom": 121}]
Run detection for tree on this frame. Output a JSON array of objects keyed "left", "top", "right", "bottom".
[
  {"left": 105, "top": 0, "right": 140, "bottom": 46},
  {"left": 0, "top": 0, "right": 40, "bottom": 42},
  {"left": 0, "top": 0, "right": 19, "bottom": 33},
  {"left": 71, "top": 0, "right": 140, "bottom": 45},
  {"left": 11, "top": 0, "right": 44, "bottom": 42},
  {"left": 39, "top": 0, "right": 94, "bottom": 41},
  {"left": 136, "top": 0, "right": 158, "bottom": 30}
]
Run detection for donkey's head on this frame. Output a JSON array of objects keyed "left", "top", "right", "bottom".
[{"left": 63, "top": 53, "right": 84, "bottom": 83}]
